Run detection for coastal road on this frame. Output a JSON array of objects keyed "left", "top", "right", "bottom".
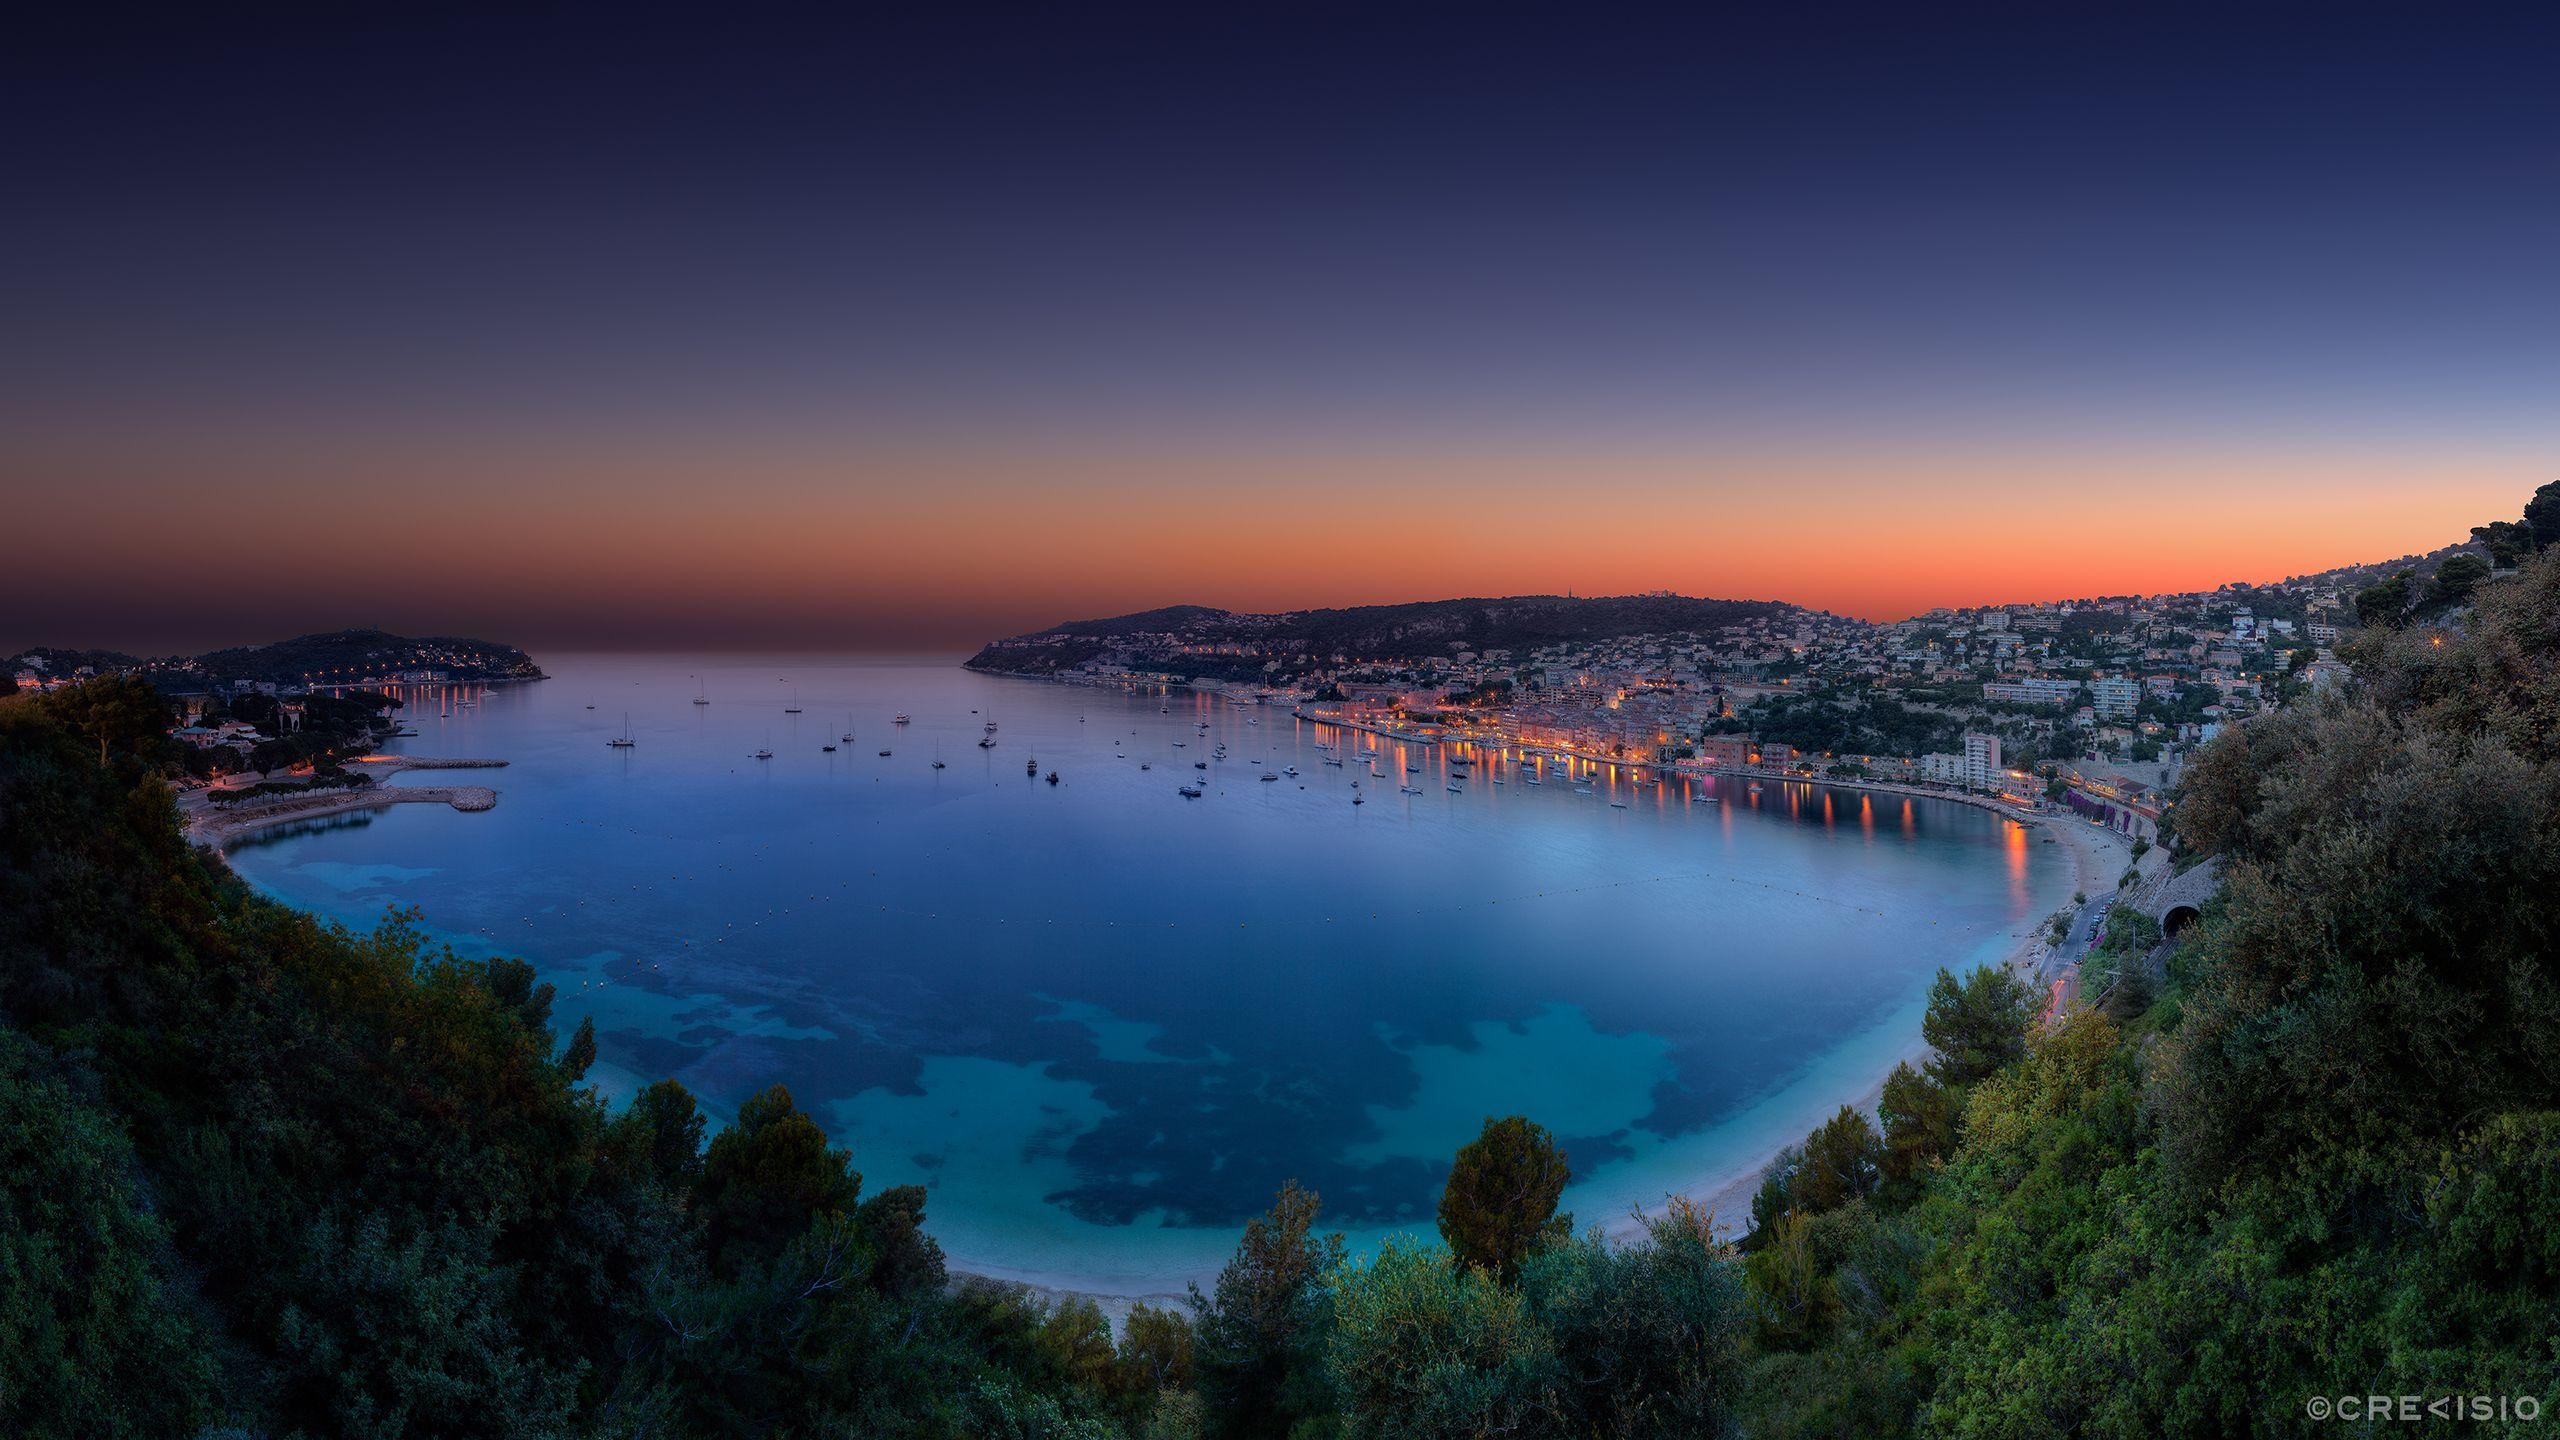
[{"left": 2031, "top": 820, "right": 2130, "bottom": 1019}]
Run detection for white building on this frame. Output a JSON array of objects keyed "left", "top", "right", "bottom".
[
  {"left": 1984, "top": 678, "right": 2080, "bottom": 707},
  {"left": 1963, "top": 733, "right": 2003, "bottom": 792},
  {"left": 2090, "top": 677, "right": 2140, "bottom": 720}
]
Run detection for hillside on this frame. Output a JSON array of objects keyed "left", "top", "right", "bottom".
[
  {"left": 187, "top": 628, "right": 544, "bottom": 685},
  {"left": 1729, "top": 529, "right": 2560, "bottom": 1437},
  {"left": 966, "top": 592, "right": 1810, "bottom": 679},
  {"left": 9, "top": 628, "right": 543, "bottom": 691}
]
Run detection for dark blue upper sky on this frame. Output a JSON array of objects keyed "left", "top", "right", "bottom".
[{"left": 7, "top": 2, "right": 2558, "bottom": 649}]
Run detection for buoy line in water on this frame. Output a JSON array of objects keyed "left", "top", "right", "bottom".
[
  {"left": 404, "top": 789, "right": 2027, "bottom": 970},
  {"left": 450, "top": 865, "right": 1929, "bottom": 956}
]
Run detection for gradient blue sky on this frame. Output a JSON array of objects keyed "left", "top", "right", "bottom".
[{"left": 6, "top": 3, "right": 2557, "bottom": 651}]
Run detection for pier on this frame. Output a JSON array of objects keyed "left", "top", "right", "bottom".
[{"left": 185, "top": 756, "right": 507, "bottom": 848}]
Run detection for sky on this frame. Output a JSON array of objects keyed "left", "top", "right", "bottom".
[{"left": 6, "top": 2, "right": 2557, "bottom": 653}]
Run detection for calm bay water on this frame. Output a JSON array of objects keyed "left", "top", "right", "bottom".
[{"left": 228, "top": 654, "right": 2062, "bottom": 1292}]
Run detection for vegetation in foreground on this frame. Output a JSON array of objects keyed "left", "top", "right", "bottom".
[{"left": 8, "top": 496, "right": 2560, "bottom": 1437}]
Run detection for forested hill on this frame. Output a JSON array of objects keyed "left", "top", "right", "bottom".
[
  {"left": 966, "top": 593, "right": 1811, "bottom": 677},
  {"left": 189, "top": 628, "right": 544, "bottom": 685},
  {"left": 9, "top": 628, "right": 543, "bottom": 690}
]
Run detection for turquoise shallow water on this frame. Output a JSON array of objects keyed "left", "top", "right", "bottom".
[{"left": 228, "top": 654, "right": 2063, "bottom": 1292}]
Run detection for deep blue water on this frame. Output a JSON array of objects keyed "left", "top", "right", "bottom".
[{"left": 228, "top": 654, "right": 2062, "bottom": 1291}]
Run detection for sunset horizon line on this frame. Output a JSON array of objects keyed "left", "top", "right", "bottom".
[{"left": 11, "top": 515, "right": 2483, "bottom": 661}]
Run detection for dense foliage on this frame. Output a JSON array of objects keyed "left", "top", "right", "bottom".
[
  {"left": 1738, "top": 693, "right": 1966, "bottom": 761},
  {"left": 0, "top": 687, "right": 1171, "bottom": 1438},
  {"left": 1737, "top": 537, "right": 2560, "bottom": 1438}
]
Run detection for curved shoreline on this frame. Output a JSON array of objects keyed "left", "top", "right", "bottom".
[{"left": 221, "top": 692, "right": 2120, "bottom": 1308}]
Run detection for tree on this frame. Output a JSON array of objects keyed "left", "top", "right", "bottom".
[
  {"left": 1190, "top": 1181, "right": 1341, "bottom": 1438},
  {"left": 694, "top": 1085, "right": 861, "bottom": 1269},
  {"left": 2526, "top": 478, "right": 2560, "bottom": 552},
  {"left": 2427, "top": 553, "right": 2491, "bottom": 609},
  {"left": 1118, "top": 1302, "right": 1196, "bottom": 1395},
  {"left": 38, "top": 675, "right": 167, "bottom": 769},
  {"left": 1438, "top": 1115, "right": 1573, "bottom": 1281},
  {"left": 2354, "top": 570, "right": 2413, "bottom": 629},
  {"left": 2100, "top": 960, "right": 2154, "bottom": 1023},
  {"left": 1518, "top": 1197, "right": 1748, "bottom": 1436},
  {"left": 2471, "top": 519, "right": 2532, "bottom": 568},
  {"left": 853, "top": 1184, "right": 946, "bottom": 1300},
  {"left": 1875, "top": 1062, "right": 1954, "bottom": 1196},
  {"left": 1034, "top": 1297, "right": 1122, "bottom": 1398},
  {"left": 250, "top": 738, "right": 292, "bottom": 778},
  {"left": 1920, "top": 965, "right": 2037, "bottom": 1087},
  {"left": 560, "top": 1015, "right": 597, "bottom": 1082},
  {"left": 1788, "top": 1107, "right": 1881, "bottom": 1215},
  {"left": 1739, "top": 1211, "right": 1837, "bottom": 1351},
  {"left": 621, "top": 1078, "right": 706, "bottom": 1191},
  {"left": 1750, "top": 1144, "right": 1803, "bottom": 1236},
  {"left": 1324, "top": 1240, "right": 1559, "bottom": 1438}
]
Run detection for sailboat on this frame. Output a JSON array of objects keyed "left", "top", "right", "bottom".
[
  {"left": 693, "top": 677, "right": 710, "bottom": 706},
  {"left": 843, "top": 714, "right": 857, "bottom": 744},
  {"left": 932, "top": 741, "right": 946, "bottom": 770},
  {"left": 607, "top": 713, "right": 635, "bottom": 748},
  {"left": 753, "top": 731, "right": 774, "bottom": 760}
]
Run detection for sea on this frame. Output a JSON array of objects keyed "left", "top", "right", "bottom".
[{"left": 225, "top": 653, "right": 2065, "bottom": 1294}]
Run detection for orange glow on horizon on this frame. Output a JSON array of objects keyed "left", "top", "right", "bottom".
[{"left": 6, "top": 433, "right": 2538, "bottom": 650}]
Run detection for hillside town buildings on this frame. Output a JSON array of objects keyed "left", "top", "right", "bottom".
[{"left": 978, "top": 566, "right": 2382, "bottom": 839}]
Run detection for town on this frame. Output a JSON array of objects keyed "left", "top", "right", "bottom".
[{"left": 967, "top": 538, "right": 2494, "bottom": 845}]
